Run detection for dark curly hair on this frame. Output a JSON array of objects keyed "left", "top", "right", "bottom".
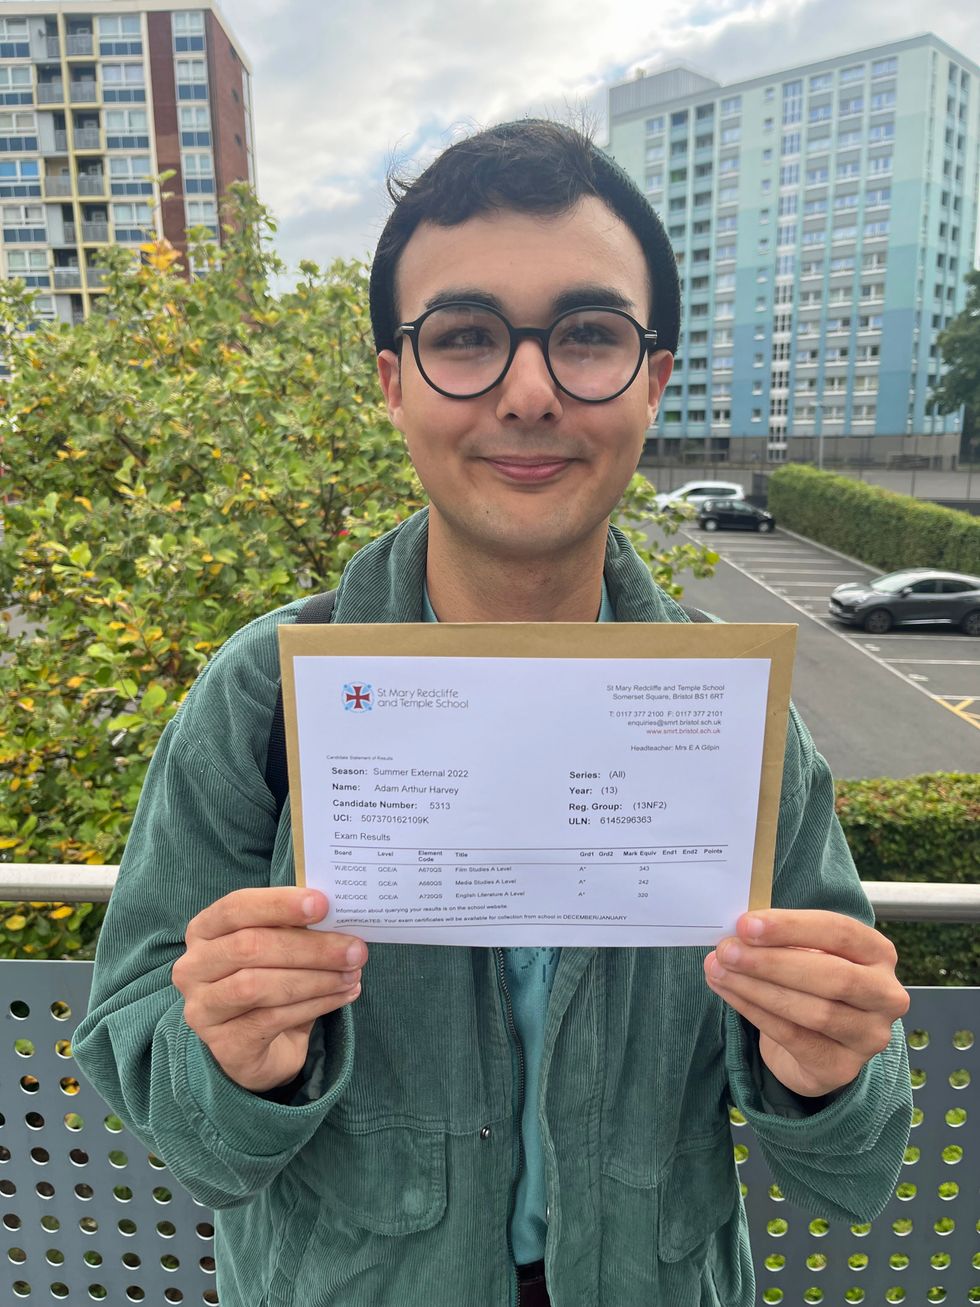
[{"left": 368, "top": 119, "right": 680, "bottom": 356}]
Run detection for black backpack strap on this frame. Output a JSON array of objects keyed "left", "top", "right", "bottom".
[{"left": 265, "top": 590, "right": 337, "bottom": 818}]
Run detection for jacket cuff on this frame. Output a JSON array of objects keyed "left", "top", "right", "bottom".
[
  {"left": 726, "top": 1004, "right": 889, "bottom": 1144},
  {"left": 176, "top": 1004, "right": 355, "bottom": 1158}
]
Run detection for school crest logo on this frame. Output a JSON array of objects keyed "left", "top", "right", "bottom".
[{"left": 342, "top": 683, "right": 373, "bottom": 712}]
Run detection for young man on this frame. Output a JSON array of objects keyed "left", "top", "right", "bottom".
[{"left": 74, "top": 122, "right": 911, "bottom": 1307}]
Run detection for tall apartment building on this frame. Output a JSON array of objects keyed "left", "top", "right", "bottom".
[
  {"left": 0, "top": 1, "right": 254, "bottom": 328},
  {"left": 606, "top": 34, "right": 980, "bottom": 465}
]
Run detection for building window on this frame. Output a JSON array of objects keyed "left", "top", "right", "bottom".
[
  {"left": 0, "top": 157, "right": 40, "bottom": 198},
  {"left": 109, "top": 154, "right": 153, "bottom": 195},
  {"left": 112, "top": 201, "right": 153, "bottom": 241},
  {"left": 105, "top": 108, "right": 150, "bottom": 150},
  {"left": 0, "top": 16, "right": 30, "bottom": 58},
  {"left": 840, "top": 64, "right": 865, "bottom": 83},
  {"left": 0, "top": 65, "right": 32, "bottom": 107},
  {"left": 2, "top": 202, "right": 45, "bottom": 242},
  {"left": 102, "top": 63, "right": 147, "bottom": 103},
  {"left": 872, "top": 57, "right": 897, "bottom": 78},
  {"left": 175, "top": 58, "right": 208, "bottom": 100},
  {"left": 809, "top": 72, "right": 833, "bottom": 91},
  {"left": 173, "top": 10, "right": 206, "bottom": 52},
  {"left": 670, "top": 110, "right": 688, "bottom": 127},
  {"left": 0, "top": 109, "right": 36, "bottom": 153},
  {"left": 720, "top": 96, "right": 741, "bottom": 115},
  {"left": 99, "top": 13, "right": 142, "bottom": 55},
  {"left": 645, "top": 115, "right": 664, "bottom": 134},
  {"left": 781, "top": 133, "right": 800, "bottom": 156}
]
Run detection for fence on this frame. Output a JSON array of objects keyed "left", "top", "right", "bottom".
[{"left": 2, "top": 871, "right": 977, "bottom": 1305}]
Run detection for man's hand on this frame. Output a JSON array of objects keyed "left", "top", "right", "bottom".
[
  {"left": 704, "top": 909, "right": 910, "bottom": 1098},
  {"left": 172, "top": 888, "right": 366, "bottom": 1094}
]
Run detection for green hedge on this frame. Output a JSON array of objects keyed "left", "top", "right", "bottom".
[
  {"left": 835, "top": 773, "right": 980, "bottom": 986},
  {"left": 767, "top": 464, "right": 980, "bottom": 574},
  {"left": 2, "top": 774, "right": 976, "bottom": 984}
]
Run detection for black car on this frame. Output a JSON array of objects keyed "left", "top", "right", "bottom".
[
  {"left": 829, "top": 568, "right": 980, "bottom": 635},
  {"left": 697, "top": 499, "right": 775, "bottom": 533}
]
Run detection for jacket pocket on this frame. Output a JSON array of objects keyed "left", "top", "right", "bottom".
[
  {"left": 656, "top": 1128, "right": 737, "bottom": 1262},
  {"left": 298, "top": 1119, "right": 447, "bottom": 1236}
]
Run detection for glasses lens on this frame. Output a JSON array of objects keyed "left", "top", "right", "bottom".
[
  {"left": 416, "top": 305, "right": 510, "bottom": 396},
  {"left": 548, "top": 310, "right": 641, "bottom": 401}
]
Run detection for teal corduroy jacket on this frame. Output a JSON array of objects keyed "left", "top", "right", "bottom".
[{"left": 73, "top": 509, "right": 912, "bottom": 1307}]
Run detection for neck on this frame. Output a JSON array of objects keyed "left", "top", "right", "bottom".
[{"left": 424, "top": 515, "right": 609, "bottom": 623}]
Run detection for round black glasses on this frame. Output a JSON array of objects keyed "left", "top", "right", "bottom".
[{"left": 396, "top": 301, "right": 659, "bottom": 404}]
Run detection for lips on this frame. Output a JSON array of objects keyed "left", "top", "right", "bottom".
[{"left": 483, "top": 456, "right": 572, "bottom": 483}]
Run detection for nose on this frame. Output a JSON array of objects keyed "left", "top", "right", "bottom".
[{"left": 494, "top": 338, "right": 563, "bottom": 424}]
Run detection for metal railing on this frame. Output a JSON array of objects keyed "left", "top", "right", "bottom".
[
  {"left": 43, "top": 175, "right": 72, "bottom": 197},
  {"left": 35, "top": 82, "right": 64, "bottom": 104},
  {"left": 0, "top": 867, "right": 976, "bottom": 1306},
  {"left": 76, "top": 172, "right": 106, "bottom": 196},
  {"left": 51, "top": 267, "right": 81, "bottom": 289},
  {"left": 65, "top": 33, "right": 94, "bottom": 57},
  {"left": 4, "top": 866, "right": 979, "bottom": 920},
  {"left": 69, "top": 81, "right": 98, "bottom": 103},
  {"left": 72, "top": 127, "right": 102, "bottom": 150}
]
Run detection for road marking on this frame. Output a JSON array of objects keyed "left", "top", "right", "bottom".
[
  {"left": 937, "top": 698, "right": 980, "bottom": 729},
  {"left": 850, "top": 633, "right": 978, "bottom": 643},
  {"left": 679, "top": 528, "right": 980, "bottom": 732},
  {"left": 883, "top": 659, "right": 980, "bottom": 666}
]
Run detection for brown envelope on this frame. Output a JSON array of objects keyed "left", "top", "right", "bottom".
[{"left": 280, "top": 622, "right": 797, "bottom": 915}]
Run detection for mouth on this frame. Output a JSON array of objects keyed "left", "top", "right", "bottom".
[{"left": 481, "top": 456, "right": 573, "bottom": 484}]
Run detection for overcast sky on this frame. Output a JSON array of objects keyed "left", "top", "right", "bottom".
[{"left": 214, "top": 0, "right": 980, "bottom": 274}]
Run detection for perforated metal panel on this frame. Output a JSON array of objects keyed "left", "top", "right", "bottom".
[
  {"left": 739, "top": 985, "right": 979, "bottom": 1305},
  {"left": 1, "top": 961, "right": 216, "bottom": 1304},
  {"left": 2, "top": 963, "right": 977, "bottom": 1304}
]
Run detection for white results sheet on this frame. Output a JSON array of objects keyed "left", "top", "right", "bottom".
[{"left": 279, "top": 623, "right": 797, "bottom": 947}]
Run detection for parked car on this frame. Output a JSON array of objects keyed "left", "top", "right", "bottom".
[
  {"left": 653, "top": 480, "right": 745, "bottom": 511},
  {"left": 697, "top": 499, "right": 775, "bottom": 533},
  {"left": 829, "top": 569, "right": 980, "bottom": 635}
]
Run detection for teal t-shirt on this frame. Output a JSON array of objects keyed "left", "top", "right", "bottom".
[{"left": 423, "top": 581, "right": 616, "bottom": 1265}]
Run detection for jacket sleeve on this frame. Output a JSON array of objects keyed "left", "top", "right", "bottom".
[
  {"left": 725, "top": 705, "right": 912, "bottom": 1223},
  {"left": 72, "top": 633, "right": 355, "bottom": 1210}
]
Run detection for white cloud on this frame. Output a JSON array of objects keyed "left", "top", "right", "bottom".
[{"left": 216, "top": 0, "right": 980, "bottom": 272}]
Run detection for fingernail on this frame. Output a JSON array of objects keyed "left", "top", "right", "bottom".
[
  {"left": 346, "top": 941, "right": 365, "bottom": 967},
  {"left": 710, "top": 960, "right": 727, "bottom": 981},
  {"left": 346, "top": 982, "right": 362, "bottom": 1001},
  {"left": 744, "top": 915, "right": 765, "bottom": 938},
  {"left": 341, "top": 970, "right": 360, "bottom": 986},
  {"left": 721, "top": 941, "right": 741, "bottom": 966},
  {"left": 302, "top": 893, "right": 321, "bottom": 919}
]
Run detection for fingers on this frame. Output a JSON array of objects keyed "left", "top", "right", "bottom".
[
  {"left": 182, "top": 966, "right": 363, "bottom": 1027},
  {"left": 735, "top": 909, "right": 898, "bottom": 968},
  {"left": 712, "top": 936, "right": 904, "bottom": 1015},
  {"left": 176, "top": 925, "right": 367, "bottom": 988},
  {"left": 187, "top": 887, "right": 329, "bottom": 942},
  {"left": 704, "top": 952, "right": 895, "bottom": 1060}
]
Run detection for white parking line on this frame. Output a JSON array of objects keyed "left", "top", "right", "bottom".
[
  {"left": 883, "top": 659, "right": 980, "bottom": 666},
  {"left": 755, "top": 568, "right": 867, "bottom": 576},
  {"left": 853, "top": 634, "right": 978, "bottom": 643}
]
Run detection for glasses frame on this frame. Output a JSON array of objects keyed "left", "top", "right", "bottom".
[{"left": 396, "top": 301, "right": 659, "bottom": 404}]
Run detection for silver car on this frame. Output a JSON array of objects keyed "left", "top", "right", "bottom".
[{"left": 829, "top": 568, "right": 980, "bottom": 635}]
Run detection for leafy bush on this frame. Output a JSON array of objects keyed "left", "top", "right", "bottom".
[
  {"left": 835, "top": 773, "right": 980, "bottom": 985},
  {"left": 767, "top": 464, "right": 980, "bottom": 574},
  {"left": 0, "top": 185, "right": 716, "bottom": 952}
]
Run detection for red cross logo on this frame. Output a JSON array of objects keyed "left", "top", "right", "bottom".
[{"left": 344, "top": 684, "right": 372, "bottom": 710}]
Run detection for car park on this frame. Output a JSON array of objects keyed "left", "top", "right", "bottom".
[
  {"left": 653, "top": 479, "right": 744, "bottom": 511},
  {"left": 828, "top": 568, "right": 980, "bottom": 635},
  {"left": 697, "top": 499, "right": 775, "bottom": 533}
]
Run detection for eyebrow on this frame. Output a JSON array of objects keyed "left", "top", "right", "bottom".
[{"left": 421, "top": 285, "right": 638, "bottom": 319}]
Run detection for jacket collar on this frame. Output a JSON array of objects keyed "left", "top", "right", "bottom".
[{"left": 332, "top": 507, "right": 688, "bottom": 626}]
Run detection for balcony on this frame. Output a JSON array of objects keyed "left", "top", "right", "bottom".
[
  {"left": 69, "top": 80, "right": 98, "bottom": 104},
  {"left": 35, "top": 81, "right": 65, "bottom": 105},
  {"left": 62, "top": 221, "right": 109, "bottom": 243},
  {"left": 44, "top": 34, "right": 61, "bottom": 58},
  {"left": 85, "top": 267, "right": 108, "bottom": 288},
  {"left": 77, "top": 172, "right": 106, "bottom": 196},
  {"left": 0, "top": 868, "right": 974, "bottom": 1307},
  {"left": 43, "top": 175, "right": 72, "bottom": 197},
  {"left": 73, "top": 127, "right": 102, "bottom": 150},
  {"left": 65, "top": 32, "right": 94, "bottom": 57},
  {"left": 52, "top": 129, "right": 68, "bottom": 152},
  {"left": 52, "top": 267, "right": 82, "bottom": 289}
]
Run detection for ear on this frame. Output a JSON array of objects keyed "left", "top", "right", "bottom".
[
  {"left": 377, "top": 349, "right": 406, "bottom": 432},
  {"left": 646, "top": 350, "right": 674, "bottom": 425}
]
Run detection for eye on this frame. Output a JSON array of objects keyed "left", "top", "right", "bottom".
[{"left": 430, "top": 325, "right": 497, "bottom": 351}]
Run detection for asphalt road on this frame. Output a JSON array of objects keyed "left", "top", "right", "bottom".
[{"left": 665, "top": 524, "right": 980, "bottom": 780}]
